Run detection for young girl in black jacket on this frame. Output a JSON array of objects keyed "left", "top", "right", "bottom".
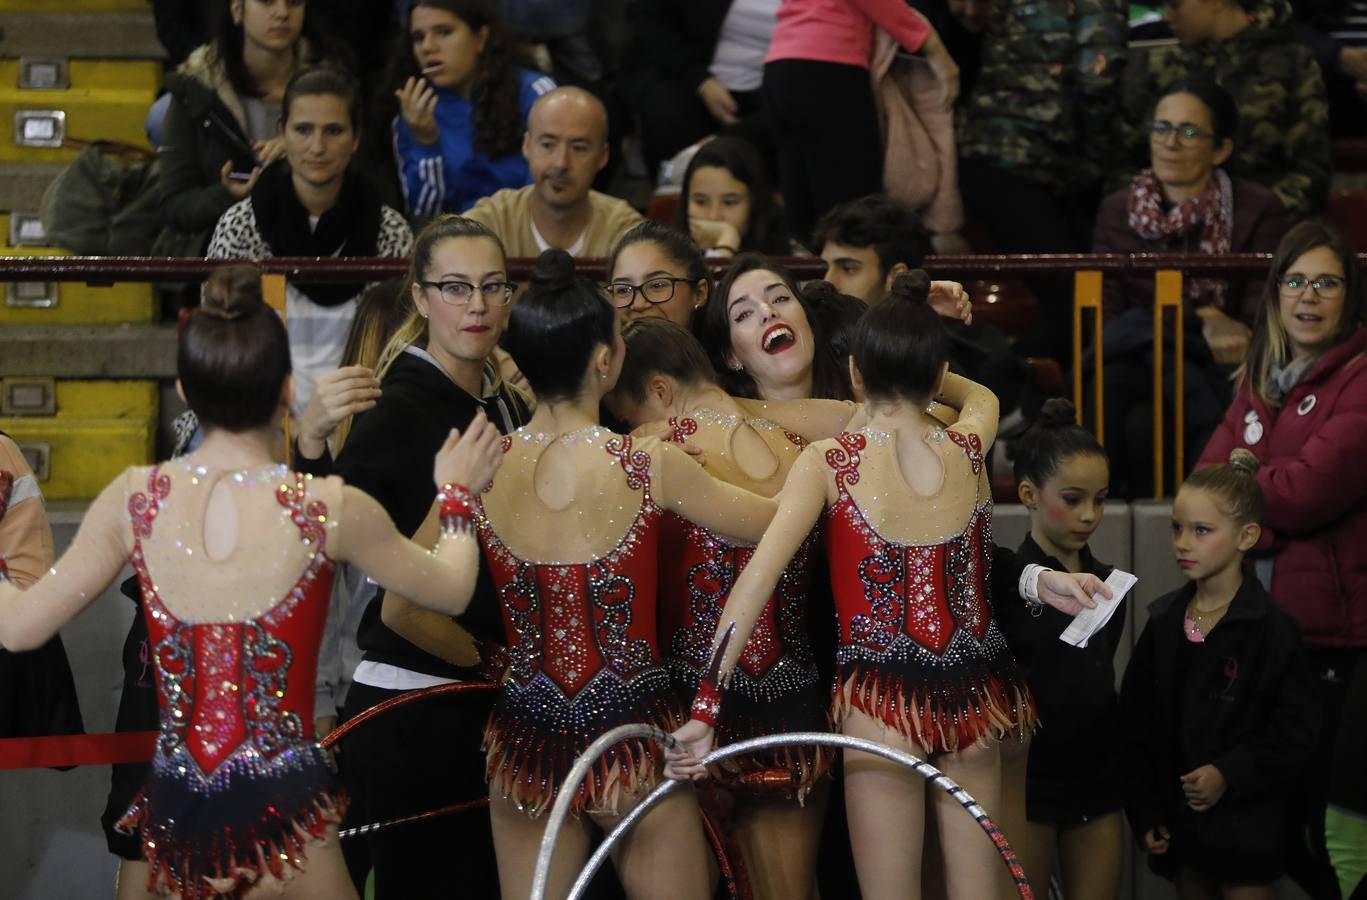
[
  {"left": 1122, "top": 449, "right": 1319, "bottom": 898},
  {"left": 996, "top": 398, "right": 1125, "bottom": 900}
]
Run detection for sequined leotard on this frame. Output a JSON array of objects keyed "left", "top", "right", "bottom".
[
  {"left": 476, "top": 431, "right": 683, "bottom": 816},
  {"left": 824, "top": 429, "right": 1034, "bottom": 751},
  {"left": 116, "top": 466, "right": 343, "bottom": 899},
  {"left": 659, "top": 412, "right": 829, "bottom": 800}
]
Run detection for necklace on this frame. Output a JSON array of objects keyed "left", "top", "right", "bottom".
[{"left": 1185, "top": 596, "right": 1233, "bottom": 639}]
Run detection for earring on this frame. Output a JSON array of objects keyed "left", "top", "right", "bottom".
[{"left": 729, "top": 362, "right": 743, "bottom": 373}]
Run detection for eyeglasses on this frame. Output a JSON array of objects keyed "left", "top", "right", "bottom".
[
  {"left": 1279, "top": 275, "right": 1346, "bottom": 297},
  {"left": 420, "top": 280, "right": 515, "bottom": 306},
  {"left": 603, "top": 276, "right": 694, "bottom": 309},
  {"left": 1149, "top": 120, "right": 1216, "bottom": 145}
]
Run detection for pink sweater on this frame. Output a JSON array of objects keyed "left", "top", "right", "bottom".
[{"left": 764, "top": 0, "right": 931, "bottom": 70}]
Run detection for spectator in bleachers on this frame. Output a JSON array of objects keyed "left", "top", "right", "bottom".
[
  {"left": 607, "top": 221, "right": 712, "bottom": 329},
  {"left": 1119, "top": 0, "right": 1331, "bottom": 221},
  {"left": 810, "top": 194, "right": 1024, "bottom": 415},
  {"left": 390, "top": 0, "right": 556, "bottom": 219},
  {"left": 620, "top": 0, "right": 779, "bottom": 179},
  {"left": 1197, "top": 221, "right": 1367, "bottom": 900},
  {"left": 463, "top": 86, "right": 642, "bottom": 257},
  {"left": 1090, "top": 78, "right": 1288, "bottom": 497},
  {"left": 674, "top": 136, "right": 791, "bottom": 259},
  {"left": 206, "top": 67, "right": 413, "bottom": 416},
  {"left": 150, "top": 0, "right": 217, "bottom": 68},
  {"left": 762, "top": 0, "right": 959, "bottom": 245},
  {"left": 156, "top": 0, "right": 344, "bottom": 257},
  {"left": 955, "top": 0, "right": 1127, "bottom": 360}
]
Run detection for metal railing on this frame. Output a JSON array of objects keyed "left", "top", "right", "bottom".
[{"left": 5, "top": 251, "right": 1364, "bottom": 499}]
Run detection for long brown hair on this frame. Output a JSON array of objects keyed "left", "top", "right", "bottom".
[{"left": 1240, "top": 221, "right": 1364, "bottom": 407}]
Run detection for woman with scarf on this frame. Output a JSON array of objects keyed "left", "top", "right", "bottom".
[
  {"left": 207, "top": 66, "right": 413, "bottom": 416},
  {"left": 1088, "top": 78, "right": 1287, "bottom": 497}
]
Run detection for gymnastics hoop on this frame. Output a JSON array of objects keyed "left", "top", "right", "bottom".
[
  {"left": 320, "top": 681, "right": 498, "bottom": 839},
  {"left": 531, "top": 727, "right": 1034, "bottom": 900}
]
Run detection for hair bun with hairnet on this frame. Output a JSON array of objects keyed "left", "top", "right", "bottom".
[
  {"left": 1037, "top": 398, "right": 1079, "bottom": 429},
  {"left": 1228, "top": 447, "right": 1260, "bottom": 476},
  {"left": 529, "top": 248, "right": 578, "bottom": 292},
  {"left": 887, "top": 269, "right": 930, "bottom": 305}
]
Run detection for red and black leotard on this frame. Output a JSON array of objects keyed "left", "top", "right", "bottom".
[
  {"left": 476, "top": 432, "right": 684, "bottom": 816},
  {"left": 117, "top": 467, "right": 342, "bottom": 900},
  {"left": 659, "top": 413, "right": 830, "bottom": 800},
  {"left": 823, "top": 429, "right": 1034, "bottom": 751}
]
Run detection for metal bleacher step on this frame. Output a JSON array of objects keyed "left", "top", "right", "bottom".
[
  {"left": 0, "top": 323, "right": 175, "bottom": 379},
  {"left": 0, "top": 12, "right": 165, "bottom": 59}
]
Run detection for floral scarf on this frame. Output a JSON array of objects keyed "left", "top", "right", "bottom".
[{"left": 1127, "top": 167, "right": 1232, "bottom": 308}]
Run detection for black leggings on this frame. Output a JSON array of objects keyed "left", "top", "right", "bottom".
[
  {"left": 339, "top": 681, "right": 499, "bottom": 899},
  {"left": 763, "top": 58, "right": 883, "bottom": 247}
]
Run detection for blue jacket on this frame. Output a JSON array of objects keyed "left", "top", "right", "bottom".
[{"left": 393, "top": 67, "right": 556, "bottom": 217}]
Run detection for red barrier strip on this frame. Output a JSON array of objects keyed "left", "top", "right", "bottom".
[{"left": 0, "top": 731, "right": 156, "bottom": 770}]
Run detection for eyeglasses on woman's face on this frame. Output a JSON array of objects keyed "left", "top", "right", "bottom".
[
  {"left": 603, "top": 276, "right": 694, "bottom": 309},
  {"left": 1278, "top": 274, "right": 1346, "bottom": 298},
  {"left": 1149, "top": 120, "right": 1216, "bottom": 146},
  {"left": 420, "top": 280, "right": 515, "bottom": 305}
]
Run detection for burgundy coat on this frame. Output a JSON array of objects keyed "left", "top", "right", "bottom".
[
  {"left": 1092, "top": 176, "right": 1288, "bottom": 325},
  {"left": 1197, "top": 328, "right": 1367, "bottom": 647}
]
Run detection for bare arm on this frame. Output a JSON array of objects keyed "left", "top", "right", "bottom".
[
  {"left": 331, "top": 486, "right": 481, "bottom": 618},
  {"left": 378, "top": 497, "right": 482, "bottom": 667},
  {"left": 0, "top": 475, "right": 131, "bottom": 651},
  {"left": 734, "top": 397, "right": 860, "bottom": 443},
  {"left": 654, "top": 443, "right": 777, "bottom": 544},
  {"left": 937, "top": 372, "right": 999, "bottom": 449}
]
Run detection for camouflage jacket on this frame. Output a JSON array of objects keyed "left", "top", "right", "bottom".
[
  {"left": 956, "top": 0, "right": 1129, "bottom": 191},
  {"left": 1118, "top": 21, "right": 1331, "bottom": 220}
]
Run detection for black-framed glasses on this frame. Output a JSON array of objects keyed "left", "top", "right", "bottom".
[
  {"left": 1279, "top": 274, "right": 1346, "bottom": 297},
  {"left": 420, "top": 280, "right": 515, "bottom": 306},
  {"left": 603, "top": 276, "right": 694, "bottom": 309},
  {"left": 1149, "top": 120, "right": 1216, "bottom": 145}
]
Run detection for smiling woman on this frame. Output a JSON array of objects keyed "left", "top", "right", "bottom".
[
  {"left": 1197, "top": 221, "right": 1367, "bottom": 900},
  {"left": 206, "top": 67, "right": 414, "bottom": 416},
  {"left": 698, "top": 253, "right": 854, "bottom": 401}
]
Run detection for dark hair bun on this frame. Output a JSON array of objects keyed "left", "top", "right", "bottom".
[
  {"left": 201, "top": 265, "right": 264, "bottom": 320},
  {"left": 1228, "top": 447, "right": 1260, "bottom": 476},
  {"left": 529, "top": 248, "right": 577, "bottom": 292},
  {"left": 1038, "top": 398, "right": 1079, "bottom": 429},
  {"left": 888, "top": 269, "right": 930, "bottom": 305}
]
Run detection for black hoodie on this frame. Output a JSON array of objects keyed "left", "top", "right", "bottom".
[{"left": 301, "top": 349, "right": 530, "bottom": 677}]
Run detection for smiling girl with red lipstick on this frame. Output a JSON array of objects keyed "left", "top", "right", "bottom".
[
  {"left": 698, "top": 253, "right": 855, "bottom": 403},
  {"left": 1122, "top": 449, "right": 1318, "bottom": 900}
]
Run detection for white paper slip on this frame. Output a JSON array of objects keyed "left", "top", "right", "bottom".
[{"left": 1059, "top": 568, "right": 1138, "bottom": 648}]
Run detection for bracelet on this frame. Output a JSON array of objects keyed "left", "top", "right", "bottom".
[
  {"left": 437, "top": 483, "right": 478, "bottom": 534},
  {"left": 1020, "top": 563, "right": 1048, "bottom": 618},
  {"left": 0, "top": 557, "right": 8, "bottom": 583},
  {"left": 690, "top": 679, "right": 722, "bottom": 727},
  {"left": 691, "top": 622, "right": 737, "bottom": 726}
]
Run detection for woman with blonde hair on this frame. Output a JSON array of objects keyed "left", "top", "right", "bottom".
[{"left": 293, "top": 215, "right": 529, "bottom": 898}]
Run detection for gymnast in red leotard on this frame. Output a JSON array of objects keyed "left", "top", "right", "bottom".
[{"left": 0, "top": 266, "right": 504, "bottom": 900}]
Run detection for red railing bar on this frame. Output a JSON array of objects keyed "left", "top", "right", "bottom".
[{"left": 0, "top": 253, "right": 1359, "bottom": 285}]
